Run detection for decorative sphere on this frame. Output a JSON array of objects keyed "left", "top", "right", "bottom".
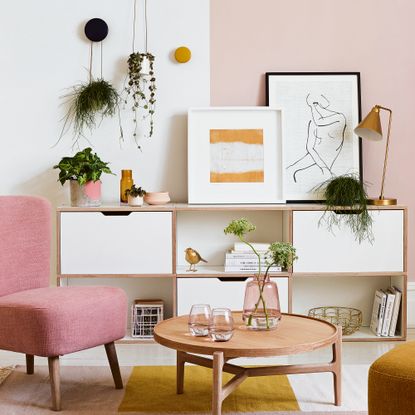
[{"left": 174, "top": 46, "right": 191, "bottom": 63}]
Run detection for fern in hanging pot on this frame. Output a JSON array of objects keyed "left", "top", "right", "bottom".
[
  {"left": 125, "top": 52, "right": 156, "bottom": 145},
  {"left": 60, "top": 78, "right": 120, "bottom": 144},
  {"left": 316, "top": 173, "right": 374, "bottom": 243}
]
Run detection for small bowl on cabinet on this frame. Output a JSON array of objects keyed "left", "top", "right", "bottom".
[{"left": 144, "top": 192, "right": 170, "bottom": 205}]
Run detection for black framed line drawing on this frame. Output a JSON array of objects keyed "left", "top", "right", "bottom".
[{"left": 266, "top": 72, "right": 362, "bottom": 202}]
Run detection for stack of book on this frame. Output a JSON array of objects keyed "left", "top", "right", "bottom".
[
  {"left": 224, "top": 242, "right": 282, "bottom": 273},
  {"left": 370, "top": 287, "right": 402, "bottom": 337}
]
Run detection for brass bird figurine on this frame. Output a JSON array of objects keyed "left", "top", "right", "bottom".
[{"left": 184, "top": 247, "right": 208, "bottom": 272}]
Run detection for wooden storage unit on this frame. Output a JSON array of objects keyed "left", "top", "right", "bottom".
[{"left": 57, "top": 203, "right": 407, "bottom": 343}]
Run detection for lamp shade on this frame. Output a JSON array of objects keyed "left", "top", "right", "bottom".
[{"left": 354, "top": 106, "right": 383, "bottom": 141}]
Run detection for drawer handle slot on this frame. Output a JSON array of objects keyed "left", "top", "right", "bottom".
[
  {"left": 217, "top": 277, "right": 248, "bottom": 282},
  {"left": 333, "top": 209, "right": 363, "bottom": 215},
  {"left": 101, "top": 211, "right": 132, "bottom": 216}
]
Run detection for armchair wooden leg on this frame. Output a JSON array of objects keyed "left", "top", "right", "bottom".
[
  {"left": 48, "top": 356, "right": 61, "bottom": 411},
  {"left": 105, "top": 342, "right": 123, "bottom": 389},
  {"left": 26, "top": 354, "right": 34, "bottom": 375}
]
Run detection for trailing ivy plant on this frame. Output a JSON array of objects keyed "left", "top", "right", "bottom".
[
  {"left": 125, "top": 52, "right": 156, "bottom": 146},
  {"left": 59, "top": 78, "right": 121, "bottom": 145},
  {"left": 53, "top": 147, "right": 113, "bottom": 186},
  {"left": 316, "top": 173, "right": 373, "bottom": 243}
]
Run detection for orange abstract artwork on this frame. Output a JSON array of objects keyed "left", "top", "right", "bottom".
[{"left": 210, "top": 129, "right": 264, "bottom": 183}]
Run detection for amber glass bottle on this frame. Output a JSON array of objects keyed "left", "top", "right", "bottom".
[{"left": 120, "top": 170, "right": 134, "bottom": 203}]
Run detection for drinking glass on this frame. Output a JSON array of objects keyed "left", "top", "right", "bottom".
[
  {"left": 188, "top": 304, "right": 211, "bottom": 336},
  {"left": 209, "top": 308, "right": 234, "bottom": 342}
]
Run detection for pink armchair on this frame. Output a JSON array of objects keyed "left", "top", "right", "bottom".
[{"left": 0, "top": 196, "right": 128, "bottom": 411}]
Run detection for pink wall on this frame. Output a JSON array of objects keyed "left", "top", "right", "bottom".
[{"left": 211, "top": 0, "right": 414, "bottom": 279}]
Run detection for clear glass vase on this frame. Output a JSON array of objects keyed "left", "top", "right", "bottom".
[{"left": 242, "top": 275, "right": 281, "bottom": 330}]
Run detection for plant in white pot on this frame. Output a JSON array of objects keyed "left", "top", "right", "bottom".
[
  {"left": 125, "top": 185, "right": 147, "bottom": 206},
  {"left": 53, "top": 147, "right": 113, "bottom": 207}
]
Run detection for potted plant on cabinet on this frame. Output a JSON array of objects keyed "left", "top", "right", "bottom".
[
  {"left": 53, "top": 147, "right": 113, "bottom": 207},
  {"left": 125, "top": 185, "right": 147, "bottom": 206},
  {"left": 316, "top": 173, "right": 373, "bottom": 243},
  {"left": 224, "top": 218, "right": 298, "bottom": 330}
]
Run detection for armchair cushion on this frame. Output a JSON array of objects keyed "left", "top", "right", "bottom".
[{"left": 0, "top": 286, "right": 127, "bottom": 357}]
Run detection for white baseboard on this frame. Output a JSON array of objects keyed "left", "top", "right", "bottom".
[{"left": 408, "top": 282, "right": 415, "bottom": 328}]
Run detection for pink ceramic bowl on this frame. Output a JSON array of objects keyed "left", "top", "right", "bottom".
[{"left": 144, "top": 192, "right": 170, "bottom": 205}]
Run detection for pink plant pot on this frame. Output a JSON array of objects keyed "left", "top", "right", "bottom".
[{"left": 70, "top": 180, "right": 102, "bottom": 207}]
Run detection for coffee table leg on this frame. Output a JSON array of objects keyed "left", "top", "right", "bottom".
[
  {"left": 332, "top": 329, "right": 342, "bottom": 406},
  {"left": 212, "top": 351, "right": 224, "bottom": 415},
  {"left": 177, "top": 351, "right": 185, "bottom": 394}
]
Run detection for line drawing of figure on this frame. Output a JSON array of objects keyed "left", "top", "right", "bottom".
[{"left": 287, "top": 93, "right": 347, "bottom": 183}]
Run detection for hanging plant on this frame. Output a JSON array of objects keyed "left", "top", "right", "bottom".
[
  {"left": 123, "top": 0, "right": 157, "bottom": 148},
  {"left": 57, "top": 18, "right": 122, "bottom": 146},
  {"left": 316, "top": 173, "right": 374, "bottom": 243},
  {"left": 125, "top": 52, "right": 156, "bottom": 141},
  {"left": 61, "top": 78, "right": 120, "bottom": 143}
]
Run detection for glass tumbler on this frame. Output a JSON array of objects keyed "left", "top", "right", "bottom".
[
  {"left": 209, "top": 308, "right": 234, "bottom": 342},
  {"left": 188, "top": 304, "right": 211, "bottom": 337}
]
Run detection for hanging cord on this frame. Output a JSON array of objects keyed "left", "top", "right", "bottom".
[
  {"left": 144, "top": 0, "right": 148, "bottom": 53},
  {"left": 100, "top": 41, "right": 103, "bottom": 79},
  {"left": 89, "top": 41, "right": 93, "bottom": 82},
  {"left": 132, "top": 0, "right": 137, "bottom": 52}
]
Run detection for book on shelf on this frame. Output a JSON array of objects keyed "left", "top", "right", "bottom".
[
  {"left": 224, "top": 266, "right": 282, "bottom": 273},
  {"left": 370, "top": 287, "right": 402, "bottom": 337},
  {"left": 233, "top": 242, "right": 271, "bottom": 253}
]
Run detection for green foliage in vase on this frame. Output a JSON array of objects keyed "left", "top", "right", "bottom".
[
  {"left": 224, "top": 218, "right": 298, "bottom": 329},
  {"left": 125, "top": 185, "right": 147, "bottom": 198},
  {"left": 125, "top": 52, "right": 156, "bottom": 146},
  {"left": 53, "top": 147, "right": 113, "bottom": 186},
  {"left": 60, "top": 78, "right": 121, "bottom": 143},
  {"left": 316, "top": 173, "right": 373, "bottom": 243},
  {"left": 266, "top": 242, "right": 298, "bottom": 272}
]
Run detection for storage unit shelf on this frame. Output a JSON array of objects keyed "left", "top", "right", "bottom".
[
  {"left": 176, "top": 266, "right": 290, "bottom": 278},
  {"left": 342, "top": 326, "right": 404, "bottom": 342},
  {"left": 115, "top": 335, "right": 156, "bottom": 345}
]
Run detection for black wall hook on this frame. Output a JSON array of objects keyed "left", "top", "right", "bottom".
[{"left": 84, "top": 18, "right": 109, "bottom": 42}]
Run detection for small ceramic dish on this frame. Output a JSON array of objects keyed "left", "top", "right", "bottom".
[{"left": 144, "top": 192, "right": 170, "bottom": 205}]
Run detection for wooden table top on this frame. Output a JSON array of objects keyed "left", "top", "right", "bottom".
[{"left": 154, "top": 313, "right": 339, "bottom": 358}]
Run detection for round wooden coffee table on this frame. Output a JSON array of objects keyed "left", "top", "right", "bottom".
[{"left": 154, "top": 313, "right": 342, "bottom": 415}]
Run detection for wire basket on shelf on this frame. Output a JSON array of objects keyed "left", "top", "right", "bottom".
[
  {"left": 131, "top": 299, "right": 164, "bottom": 339},
  {"left": 308, "top": 306, "right": 362, "bottom": 335}
]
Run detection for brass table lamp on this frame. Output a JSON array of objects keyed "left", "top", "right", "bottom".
[{"left": 354, "top": 105, "right": 397, "bottom": 205}]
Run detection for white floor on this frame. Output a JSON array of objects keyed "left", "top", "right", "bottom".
[{"left": 1, "top": 330, "right": 413, "bottom": 368}]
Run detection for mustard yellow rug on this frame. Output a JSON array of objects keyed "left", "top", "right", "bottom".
[{"left": 119, "top": 365, "right": 299, "bottom": 413}]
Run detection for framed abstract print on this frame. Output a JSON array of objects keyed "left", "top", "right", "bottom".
[
  {"left": 187, "top": 107, "right": 285, "bottom": 204},
  {"left": 266, "top": 72, "right": 362, "bottom": 202}
]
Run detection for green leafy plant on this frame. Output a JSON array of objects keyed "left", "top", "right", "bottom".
[
  {"left": 53, "top": 147, "right": 113, "bottom": 186},
  {"left": 60, "top": 78, "right": 121, "bottom": 143},
  {"left": 316, "top": 173, "right": 373, "bottom": 243},
  {"left": 125, "top": 53, "right": 156, "bottom": 145},
  {"left": 125, "top": 185, "right": 147, "bottom": 198},
  {"left": 224, "top": 218, "right": 298, "bottom": 328}
]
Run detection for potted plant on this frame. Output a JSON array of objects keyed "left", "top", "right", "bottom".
[
  {"left": 316, "top": 173, "right": 373, "bottom": 243},
  {"left": 53, "top": 147, "right": 113, "bottom": 207},
  {"left": 224, "top": 218, "right": 298, "bottom": 330},
  {"left": 125, "top": 52, "right": 156, "bottom": 146},
  {"left": 60, "top": 78, "right": 121, "bottom": 145},
  {"left": 125, "top": 185, "right": 147, "bottom": 206}
]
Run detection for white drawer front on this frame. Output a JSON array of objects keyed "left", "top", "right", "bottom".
[
  {"left": 177, "top": 277, "right": 289, "bottom": 316},
  {"left": 60, "top": 212, "right": 173, "bottom": 274},
  {"left": 293, "top": 210, "right": 404, "bottom": 273}
]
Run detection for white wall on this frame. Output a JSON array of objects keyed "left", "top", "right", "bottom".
[{"left": 0, "top": 0, "right": 210, "bottom": 279}]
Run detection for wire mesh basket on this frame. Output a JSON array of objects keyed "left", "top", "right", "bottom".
[
  {"left": 131, "top": 299, "right": 164, "bottom": 339},
  {"left": 308, "top": 306, "right": 362, "bottom": 335}
]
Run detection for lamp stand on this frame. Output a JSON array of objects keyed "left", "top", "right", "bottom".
[{"left": 367, "top": 106, "right": 397, "bottom": 206}]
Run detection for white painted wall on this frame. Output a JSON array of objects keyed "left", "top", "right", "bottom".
[{"left": 0, "top": 0, "right": 210, "bottom": 279}]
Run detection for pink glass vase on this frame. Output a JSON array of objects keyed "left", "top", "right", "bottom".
[{"left": 242, "top": 275, "right": 281, "bottom": 330}]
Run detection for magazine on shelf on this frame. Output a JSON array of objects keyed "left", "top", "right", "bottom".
[
  {"left": 389, "top": 287, "right": 402, "bottom": 337},
  {"left": 233, "top": 242, "right": 271, "bottom": 252},
  {"left": 224, "top": 266, "right": 282, "bottom": 273},
  {"left": 381, "top": 289, "right": 396, "bottom": 336},
  {"left": 370, "top": 290, "right": 387, "bottom": 336}
]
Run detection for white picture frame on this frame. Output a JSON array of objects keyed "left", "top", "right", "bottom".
[
  {"left": 188, "top": 107, "right": 285, "bottom": 204},
  {"left": 266, "top": 72, "right": 362, "bottom": 202}
]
